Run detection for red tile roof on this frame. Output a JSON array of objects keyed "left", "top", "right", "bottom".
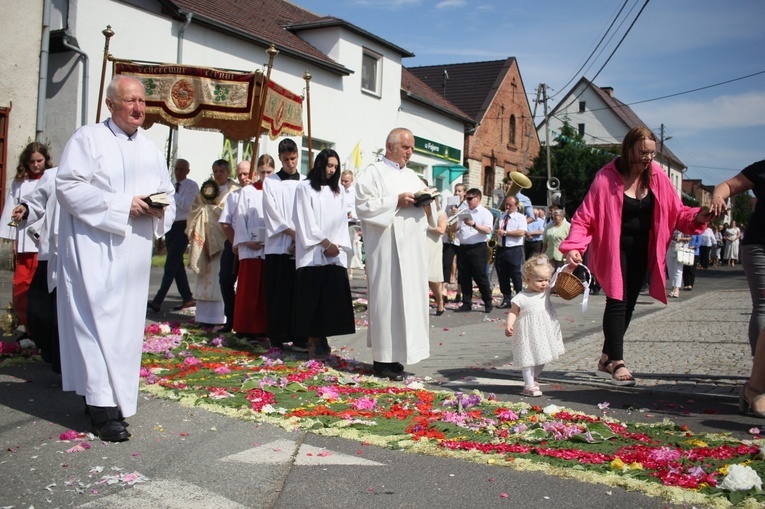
[
  {"left": 165, "top": 0, "right": 351, "bottom": 74},
  {"left": 401, "top": 68, "right": 473, "bottom": 125},
  {"left": 163, "top": 0, "right": 470, "bottom": 124},
  {"left": 408, "top": 59, "right": 516, "bottom": 122}
]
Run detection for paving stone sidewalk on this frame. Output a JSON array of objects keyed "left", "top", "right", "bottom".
[{"left": 541, "top": 288, "right": 750, "bottom": 398}]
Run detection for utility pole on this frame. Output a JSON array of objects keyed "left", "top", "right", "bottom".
[
  {"left": 659, "top": 123, "right": 672, "bottom": 178},
  {"left": 541, "top": 84, "right": 552, "bottom": 206}
]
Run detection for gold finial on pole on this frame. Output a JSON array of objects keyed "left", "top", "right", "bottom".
[
  {"left": 96, "top": 25, "right": 115, "bottom": 123},
  {"left": 249, "top": 44, "right": 279, "bottom": 181},
  {"left": 303, "top": 71, "right": 313, "bottom": 170}
]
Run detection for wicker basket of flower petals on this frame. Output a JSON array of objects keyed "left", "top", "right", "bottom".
[{"left": 553, "top": 265, "right": 591, "bottom": 301}]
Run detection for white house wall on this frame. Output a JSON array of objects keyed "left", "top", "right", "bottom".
[
  {"left": 541, "top": 83, "right": 684, "bottom": 197},
  {"left": 41, "top": 0, "right": 465, "bottom": 185},
  {"left": 545, "top": 85, "right": 626, "bottom": 145},
  {"left": 1, "top": 0, "right": 44, "bottom": 192}
]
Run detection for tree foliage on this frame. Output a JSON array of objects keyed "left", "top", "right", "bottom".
[
  {"left": 732, "top": 192, "right": 754, "bottom": 226},
  {"left": 526, "top": 121, "right": 614, "bottom": 218}
]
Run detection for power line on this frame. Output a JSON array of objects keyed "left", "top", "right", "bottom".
[
  {"left": 549, "top": 0, "right": 651, "bottom": 119},
  {"left": 626, "top": 69, "right": 765, "bottom": 106},
  {"left": 580, "top": 0, "right": 643, "bottom": 83},
  {"left": 542, "top": 69, "right": 765, "bottom": 119},
  {"left": 550, "top": 0, "right": 631, "bottom": 100},
  {"left": 588, "top": 0, "right": 651, "bottom": 86}
]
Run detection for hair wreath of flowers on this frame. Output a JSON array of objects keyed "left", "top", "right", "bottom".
[{"left": 200, "top": 179, "right": 220, "bottom": 203}]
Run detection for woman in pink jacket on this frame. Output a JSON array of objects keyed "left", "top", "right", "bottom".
[{"left": 560, "top": 126, "right": 715, "bottom": 385}]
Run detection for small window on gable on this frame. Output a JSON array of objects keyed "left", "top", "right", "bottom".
[
  {"left": 361, "top": 50, "right": 382, "bottom": 96},
  {"left": 509, "top": 115, "right": 517, "bottom": 145},
  {"left": 578, "top": 123, "right": 585, "bottom": 137},
  {"left": 578, "top": 101, "right": 586, "bottom": 113}
]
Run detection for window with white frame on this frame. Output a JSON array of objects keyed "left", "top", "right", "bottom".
[
  {"left": 301, "top": 136, "right": 334, "bottom": 175},
  {"left": 361, "top": 49, "right": 382, "bottom": 96}
]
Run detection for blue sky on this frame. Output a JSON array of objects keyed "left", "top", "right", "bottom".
[{"left": 293, "top": 0, "right": 765, "bottom": 185}]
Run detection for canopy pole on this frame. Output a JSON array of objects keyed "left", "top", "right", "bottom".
[
  {"left": 303, "top": 71, "right": 313, "bottom": 171},
  {"left": 96, "top": 25, "right": 115, "bottom": 122},
  {"left": 249, "top": 44, "right": 278, "bottom": 181}
]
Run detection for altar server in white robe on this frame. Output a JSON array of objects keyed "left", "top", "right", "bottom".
[
  {"left": 11, "top": 167, "right": 61, "bottom": 372},
  {"left": 292, "top": 149, "right": 355, "bottom": 360},
  {"left": 232, "top": 155, "right": 275, "bottom": 336},
  {"left": 355, "top": 128, "right": 435, "bottom": 381},
  {"left": 263, "top": 138, "right": 308, "bottom": 351},
  {"left": 56, "top": 76, "right": 174, "bottom": 442}
]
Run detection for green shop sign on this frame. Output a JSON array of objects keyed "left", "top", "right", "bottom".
[{"left": 413, "top": 136, "right": 461, "bottom": 163}]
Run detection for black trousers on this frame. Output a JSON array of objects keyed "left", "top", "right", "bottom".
[
  {"left": 495, "top": 245, "right": 524, "bottom": 302},
  {"left": 219, "top": 240, "right": 236, "bottom": 328},
  {"left": 457, "top": 243, "right": 493, "bottom": 305},
  {"left": 152, "top": 220, "right": 193, "bottom": 305},
  {"left": 602, "top": 233, "right": 648, "bottom": 361},
  {"left": 264, "top": 253, "right": 306, "bottom": 346},
  {"left": 683, "top": 262, "right": 696, "bottom": 288},
  {"left": 699, "top": 245, "right": 711, "bottom": 269},
  {"left": 442, "top": 242, "right": 457, "bottom": 282},
  {"left": 26, "top": 260, "right": 59, "bottom": 373},
  {"left": 525, "top": 240, "right": 543, "bottom": 260}
]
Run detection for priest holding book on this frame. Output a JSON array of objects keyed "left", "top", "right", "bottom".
[
  {"left": 56, "top": 75, "right": 175, "bottom": 442},
  {"left": 355, "top": 127, "right": 435, "bottom": 380}
]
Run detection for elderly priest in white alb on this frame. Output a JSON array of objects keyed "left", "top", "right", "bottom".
[
  {"left": 355, "top": 127, "right": 436, "bottom": 380},
  {"left": 56, "top": 76, "right": 175, "bottom": 442}
]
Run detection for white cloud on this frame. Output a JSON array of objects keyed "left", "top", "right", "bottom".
[
  {"left": 642, "top": 91, "right": 765, "bottom": 134},
  {"left": 436, "top": 0, "right": 466, "bottom": 8}
]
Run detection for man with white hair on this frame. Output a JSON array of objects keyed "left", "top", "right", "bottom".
[
  {"left": 56, "top": 75, "right": 175, "bottom": 441},
  {"left": 355, "top": 127, "right": 435, "bottom": 380}
]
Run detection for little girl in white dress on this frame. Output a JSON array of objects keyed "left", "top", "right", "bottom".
[{"left": 504, "top": 254, "right": 564, "bottom": 397}]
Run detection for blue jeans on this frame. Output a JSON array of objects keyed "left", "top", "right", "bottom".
[
  {"left": 742, "top": 243, "right": 765, "bottom": 354},
  {"left": 152, "top": 220, "right": 192, "bottom": 305}
]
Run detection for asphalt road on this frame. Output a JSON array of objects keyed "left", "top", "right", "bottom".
[{"left": 0, "top": 263, "right": 758, "bottom": 509}]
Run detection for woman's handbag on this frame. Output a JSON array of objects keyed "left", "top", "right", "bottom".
[{"left": 676, "top": 244, "right": 695, "bottom": 266}]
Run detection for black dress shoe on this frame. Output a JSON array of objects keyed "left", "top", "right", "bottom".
[
  {"left": 435, "top": 309, "right": 445, "bottom": 316},
  {"left": 485, "top": 303, "right": 493, "bottom": 313},
  {"left": 391, "top": 362, "right": 405, "bottom": 373},
  {"left": 373, "top": 367, "right": 405, "bottom": 381},
  {"left": 92, "top": 419, "right": 130, "bottom": 442},
  {"left": 456, "top": 303, "right": 472, "bottom": 312},
  {"left": 147, "top": 301, "right": 160, "bottom": 313}
]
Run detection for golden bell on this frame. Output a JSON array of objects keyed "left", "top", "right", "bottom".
[
  {"left": 0, "top": 302, "right": 19, "bottom": 336},
  {"left": 7, "top": 217, "right": 18, "bottom": 228}
]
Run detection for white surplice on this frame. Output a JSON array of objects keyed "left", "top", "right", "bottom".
[
  {"left": 293, "top": 181, "right": 351, "bottom": 269},
  {"left": 355, "top": 160, "right": 434, "bottom": 365},
  {"left": 234, "top": 184, "right": 266, "bottom": 261},
  {"left": 263, "top": 174, "right": 304, "bottom": 255},
  {"left": 56, "top": 120, "right": 174, "bottom": 417},
  {"left": 19, "top": 168, "right": 59, "bottom": 292},
  {"left": 0, "top": 177, "right": 45, "bottom": 253}
]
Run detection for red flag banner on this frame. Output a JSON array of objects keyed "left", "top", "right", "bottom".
[
  {"left": 260, "top": 80, "right": 304, "bottom": 140},
  {"left": 115, "top": 63, "right": 303, "bottom": 141}
]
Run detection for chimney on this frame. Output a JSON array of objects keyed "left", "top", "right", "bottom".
[{"left": 601, "top": 86, "right": 614, "bottom": 97}]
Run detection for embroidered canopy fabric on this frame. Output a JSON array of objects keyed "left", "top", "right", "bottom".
[{"left": 115, "top": 63, "right": 303, "bottom": 141}]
